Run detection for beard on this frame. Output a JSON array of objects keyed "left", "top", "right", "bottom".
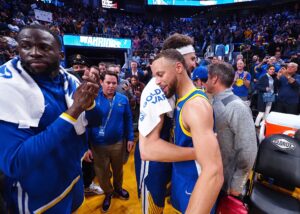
[
  {"left": 165, "top": 78, "right": 177, "bottom": 98},
  {"left": 21, "top": 60, "right": 60, "bottom": 77}
]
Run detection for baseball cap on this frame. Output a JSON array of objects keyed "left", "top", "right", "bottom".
[
  {"left": 70, "top": 54, "right": 88, "bottom": 66},
  {"left": 192, "top": 66, "right": 208, "bottom": 81}
]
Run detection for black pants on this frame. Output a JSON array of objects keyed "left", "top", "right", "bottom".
[
  {"left": 82, "top": 161, "right": 95, "bottom": 188},
  {"left": 275, "top": 102, "right": 299, "bottom": 115}
]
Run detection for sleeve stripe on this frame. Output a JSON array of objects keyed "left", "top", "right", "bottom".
[{"left": 60, "top": 113, "right": 77, "bottom": 125}]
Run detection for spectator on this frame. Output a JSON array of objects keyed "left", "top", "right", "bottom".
[
  {"left": 89, "top": 72, "right": 134, "bottom": 213},
  {"left": 191, "top": 65, "right": 208, "bottom": 91},
  {"left": 206, "top": 61, "right": 257, "bottom": 197},
  {"left": 255, "top": 65, "right": 277, "bottom": 127},
  {"left": 124, "top": 60, "right": 145, "bottom": 83},
  {"left": 275, "top": 62, "right": 300, "bottom": 114},
  {"left": 129, "top": 75, "right": 144, "bottom": 129},
  {"left": 232, "top": 59, "right": 251, "bottom": 105}
]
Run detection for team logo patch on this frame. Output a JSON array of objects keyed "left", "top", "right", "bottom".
[
  {"left": 0, "top": 67, "right": 13, "bottom": 79},
  {"left": 272, "top": 138, "right": 296, "bottom": 150},
  {"left": 235, "top": 78, "right": 244, "bottom": 87}
]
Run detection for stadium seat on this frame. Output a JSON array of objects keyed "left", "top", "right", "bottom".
[{"left": 248, "top": 134, "right": 300, "bottom": 214}]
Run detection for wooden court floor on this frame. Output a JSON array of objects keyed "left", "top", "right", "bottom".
[{"left": 77, "top": 144, "right": 176, "bottom": 214}]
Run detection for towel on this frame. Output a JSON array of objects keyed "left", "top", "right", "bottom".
[
  {"left": 0, "top": 57, "right": 87, "bottom": 135},
  {"left": 138, "top": 78, "right": 175, "bottom": 137}
]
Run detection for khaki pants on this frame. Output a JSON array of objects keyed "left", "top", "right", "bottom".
[{"left": 92, "top": 142, "right": 124, "bottom": 194}]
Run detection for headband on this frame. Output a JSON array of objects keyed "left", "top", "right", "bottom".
[{"left": 176, "top": 45, "right": 195, "bottom": 55}]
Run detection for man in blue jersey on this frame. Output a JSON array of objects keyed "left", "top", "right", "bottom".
[
  {"left": 0, "top": 25, "right": 101, "bottom": 213},
  {"left": 140, "top": 49, "right": 223, "bottom": 213},
  {"left": 136, "top": 33, "right": 198, "bottom": 214},
  {"left": 232, "top": 59, "right": 251, "bottom": 105}
]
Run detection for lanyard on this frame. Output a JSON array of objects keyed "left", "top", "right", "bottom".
[{"left": 102, "top": 95, "right": 115, "bottom": 129}]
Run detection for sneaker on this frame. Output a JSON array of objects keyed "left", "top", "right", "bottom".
[
  {"left": 102, "top": 193, "right": 113, "bottom": 213},
  {"left": 114, "top": 188, "right": 129, "bottom": 200},
  {"left": 84, "top": 182, "right": 104, "bottom": 195}
]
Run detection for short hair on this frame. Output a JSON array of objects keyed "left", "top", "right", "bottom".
[
  {"left": 208, "top": 62, "right": 235, "bottom": 88},
  {"left": 103, "top": 71, "right": 118, "bottom": 83},
  {"left": 90, "top": 65, "right": 100, "bottom": 73},
  {"left": 98, "top": 62, "right": 107, "bottom": 67},
  {"left": 162, "top": 33, "right": 194, "bottom": 50},
  {"left": 106, "top": 64, "right": 116, "bottom": 72},
  {"left": 288, "top": 62, "right": 298, "bottom": 68},
  {"left": 153, "top": 49, "right": 188, "bottom": 71},
  {"left": 267, "top": 64, "right": 275, "bottom": 70},
  {"left": 17, "top": 24, "right": 62, "bottom": 49}
]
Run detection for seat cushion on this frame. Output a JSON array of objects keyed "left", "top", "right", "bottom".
[{"left": 250, "top": 182, "right": 300, "bottom": 214}]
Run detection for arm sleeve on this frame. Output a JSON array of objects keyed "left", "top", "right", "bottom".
[
  {"left": 227, "top": 103, "right": 258, "bottom": 193},
  {"left": 256, "top": 76, "right": 267, "bottom": 92},
  {"left": 0, "top": 115, "right": 75, "bottom": 179},
  {"left": 289, "top": 76, "right": 300, "bottom": 89},
  {"left": 124, "top": 98, "right": 134, "bottom": 141}
]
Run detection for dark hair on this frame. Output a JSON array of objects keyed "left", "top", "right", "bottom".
[
  {"left": 153, "top": 49, "right": 188, "bottom": 71},
  {"left": 103, "top": 71, "right": 118, "bottom": 83},
  {"left": 17, "top": 24, "right": 62, "bottom": 49},
  {"left": 130, "top": 75, "right": 139, "bottom": 81},
  {"left": 98, "top": 62, "right": 107, "bottom": 67},
  {"left": 106, "top": 64, "right": 116, "bottom": 72},
  {"left": 90, "top": 65, "right": 100, "bottom": 73},
  {"left": 267, "top": 65, "right": 275, "bottom": 70},
  {"left": 162, "top": 33, "right": 194, "bottom": 50},
  {"left": 208, "top": 62, "right": 235, "bottom": 88}
]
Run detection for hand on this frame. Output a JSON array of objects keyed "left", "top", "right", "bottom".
[
  {"left": 127, "top": 141, "right": 134, "bottom": 152},
  {"left": 82, "top": 69, "right": 101, "bottom": 86},
  {"left": 243, "top": 72, "right": 248, "bottom": 80},
  {"left": 277, "top": 70, "right": 283, "bottom": 79},
  {"left": 266, "top": 87, "right": 270, "bottom": 91},
  {"left": 66, "top": 82, "right": 99, "bottom": 119},
  {"left": 83, "top": 149, "right": 93, "bottom": 162},
  {"left": 228, "top": 189, "right": 241, "bottom": 197}
]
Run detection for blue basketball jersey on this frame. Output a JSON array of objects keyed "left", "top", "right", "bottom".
[{"left": 171, "top": 88, "right": 209, "bottom": 213}]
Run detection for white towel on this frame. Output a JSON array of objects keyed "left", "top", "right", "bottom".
[
  {"left": 0, "top": 57, "right": 87, "bottom": 135},
  {"left": 138, "top": 78, "right": 175, "bottom": 137}
]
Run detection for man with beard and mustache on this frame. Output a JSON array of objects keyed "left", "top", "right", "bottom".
[
  {"left": 139, "top": 49, "right": 223, "bottom": 213},
  {"left": 136, "top": 33, "right": 198, "bottom": 214},
  {"left": 0, "top": 25, "right": 101, "bottom": 213}
]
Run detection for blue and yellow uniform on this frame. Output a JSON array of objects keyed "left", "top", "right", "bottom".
[
  {"left": 135, "top": 115, "right": 172, "bottom": 214},
  {"left": 0, "top": 58, "right": 101, "bottom": 213},
  {"left": 171, "top": 88, "right": 208, "bottom": 213}
]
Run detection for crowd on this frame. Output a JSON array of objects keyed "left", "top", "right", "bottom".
[
  {"left": 1, "top": 0, "right": 300, "bottom": 65},
  {"left": 0, "top": 0, "right": 300, "bottom": 214}
]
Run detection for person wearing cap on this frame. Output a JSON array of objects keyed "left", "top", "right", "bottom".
[
  {"left": 192, "top": 66, "right": 208, "bottom": 91},
  {"left": 68, "top": 54, "right": 89, "bottom": 79}
]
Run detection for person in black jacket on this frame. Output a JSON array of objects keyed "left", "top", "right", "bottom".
[{"left": 255, "top": 65, "right": 277, "bottom": 127}]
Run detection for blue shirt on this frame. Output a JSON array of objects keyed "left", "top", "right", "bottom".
[
  {"left": 232, "top": 71, "right": 251, "bottom": 97},
  {"left": 90, "top": 91, "right": 134, "bottom": 145},
  {"left": 0, "top": 73, "right": 101, "bottom": 213},
  {"left": 277, "top": 74, "right": 300, "bottom": 104}
]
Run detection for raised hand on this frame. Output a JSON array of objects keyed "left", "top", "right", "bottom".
[{"left": 66, "top": 82, "right": 100, "bottom": 119}]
